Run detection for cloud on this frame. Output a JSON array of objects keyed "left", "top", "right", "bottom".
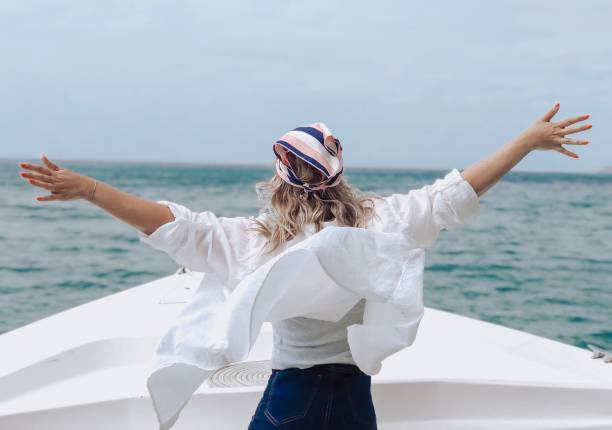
[{"left": 1, "top": 0, "right": 609, "bottom": 172}]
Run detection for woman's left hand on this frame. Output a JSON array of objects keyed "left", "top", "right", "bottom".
[
  {"left": 518, "top": 101, "right": 592, "bottom": 158},
  {"left": 18, "top": 155, "right": 95, "bottom": 201}
]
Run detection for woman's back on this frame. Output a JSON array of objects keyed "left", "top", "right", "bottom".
[
  {"left": 249, "top": 217, "right": 368, "bottom": 370},
  {"left": 272, "top": 298, "right": 366, "bottom": 370},
  {"left": 250, "top": 164, "right": 482, "bottom": 370}
]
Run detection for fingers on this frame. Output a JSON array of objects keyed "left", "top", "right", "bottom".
[
  {"left": 26, "top": 179, "right": 68, "bottom": 201},
  {"left": 19, "top": 171, "right": 54, "bottom": 183},
  {"left": 554, "top": 114, "right": 590, "bottom": 128},
  {"left": 556, "top": 137, "right": 589, "bottom": 145},
  {"left": 26, "top": 178, "right": 55, "bottom": 191},
  {"left": 41, "top": 155, "right": 61, "bottom": 171},
  {"left": 18, "top": 162, "right": 54, "bottom": 176},
  {"left": 558, "top": 123, "right": 592, "bottom": 136},
  {"left": 36, "top": 193, "right": 62, "bottom": 202},
  {"left": 554, "top": 146, "right": 579, "bottom": 159},
  {"left": 540, "top": 101, "right": 560, "bottom": 122}
]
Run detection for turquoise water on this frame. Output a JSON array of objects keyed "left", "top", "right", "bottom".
[{"left": 1, "top": 158, "right": 611, "bottom": 351}]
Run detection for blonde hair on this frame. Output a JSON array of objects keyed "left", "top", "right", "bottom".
[{"left": 248, "top": 153, "right": 383, "bottom": 256}]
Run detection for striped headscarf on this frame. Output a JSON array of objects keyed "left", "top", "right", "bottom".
[{"left": 273, "top": 122, "right": 344, "bottom": 199}]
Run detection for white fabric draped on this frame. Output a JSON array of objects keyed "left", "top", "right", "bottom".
[{"left": 138, "top": 168, "right": 480, "bottom": 430}]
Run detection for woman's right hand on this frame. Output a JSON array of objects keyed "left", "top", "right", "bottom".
[
  {"left": 18, "top": 155, "right": 96, "bottom": 202},
  {"left": 460, "top": 101, "right": 592, "bottom": 198},
  {"left": 517, "top": 101, "right": 591, "bottom": 158}
]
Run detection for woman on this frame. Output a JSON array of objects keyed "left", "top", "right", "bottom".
[{"left": 17, "top": 102, "right": 591, "bottom": 429}]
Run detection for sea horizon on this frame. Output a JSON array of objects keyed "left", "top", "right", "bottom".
[{"left": 3, "top": 156, "right": 611, "bottom": 176}]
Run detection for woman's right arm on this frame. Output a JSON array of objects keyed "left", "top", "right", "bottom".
[
  {"left": 460, "top": 101, "right": 591, "bottom": 197},
  {"left": 18, "top": 155, "right": 175, "bottom": 236},
  {"left": 374, "top": 101, "right": 591, "bottom": 248}
]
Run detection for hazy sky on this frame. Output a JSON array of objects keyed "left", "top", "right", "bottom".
[{"left": 1, "top": 0, "right": 610, "bottom": 172}]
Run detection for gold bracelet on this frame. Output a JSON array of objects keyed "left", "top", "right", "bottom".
[{"left": 88, "top": 180, "right": 98, "bottom": 201}]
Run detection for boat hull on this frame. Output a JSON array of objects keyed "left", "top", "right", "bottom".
[{"left": 1, "top": 271, "right": 610, "bottom": 429}]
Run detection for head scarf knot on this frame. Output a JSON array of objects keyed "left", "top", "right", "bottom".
[{"left": 273, "top": 122, "right": 344, "bottom": 199}]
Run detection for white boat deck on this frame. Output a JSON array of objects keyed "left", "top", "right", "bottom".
[{"left": 1, "top": 270, "right": 610, "bottom": 429}]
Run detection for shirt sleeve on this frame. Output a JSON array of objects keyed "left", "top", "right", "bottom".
[
  {"left": 372, "top": 168, "right": 480, "bottom": 248},
  {"left": 137, "top": 200, "right": 259, "bottom": 285}
]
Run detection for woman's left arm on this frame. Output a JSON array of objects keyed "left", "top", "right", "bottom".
[{"left": 461, "top": 101, "right": 592, "bottom": 197}]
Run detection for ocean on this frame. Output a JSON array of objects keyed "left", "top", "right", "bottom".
[{"left": 1, "top": 158, "right": 611, "bottom": 351}]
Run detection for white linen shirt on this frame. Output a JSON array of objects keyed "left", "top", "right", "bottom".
[{"left": 138, "top": 168, "right": 480, "bottom": 430}]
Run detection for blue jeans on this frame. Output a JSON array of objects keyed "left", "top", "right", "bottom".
[{"left": 248, "top": 363, "right": 377, "bottom": 430}]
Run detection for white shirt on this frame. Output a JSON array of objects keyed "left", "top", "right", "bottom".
[{"left": 138, "top": 168, "right": 480, "bottom": 430}]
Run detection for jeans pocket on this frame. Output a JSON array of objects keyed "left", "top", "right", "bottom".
[
  {"left": 264, "top": 369, "right": 323, "bottom": 426},
  {"left": 344, "top": 373, "right": 377, "bottom": 429}
]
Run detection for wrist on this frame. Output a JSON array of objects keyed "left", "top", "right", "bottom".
[
  {"left": 511, "top": 133, "right": 537, "bottom": 153},
  {"left": 83, "top": 178, "right": 98, "bottom": 201}
]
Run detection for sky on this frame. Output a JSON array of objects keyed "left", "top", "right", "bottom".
[{"left": 1, "top": 0, "right": 610, "bottom": 173}]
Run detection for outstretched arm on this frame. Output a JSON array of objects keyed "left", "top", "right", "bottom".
[
  {"left": 19, "top": 156, "right": 258, "bottom": 280},
  {"left": 461, "top": 101, "right": 591, "bottom": 197},
  {"left": 17, "top": 156, "right": 175, "bottom": 235}
]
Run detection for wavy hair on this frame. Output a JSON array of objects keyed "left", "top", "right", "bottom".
[{"left": 248, "top": 153, "right": 383, "bottom": 256}]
